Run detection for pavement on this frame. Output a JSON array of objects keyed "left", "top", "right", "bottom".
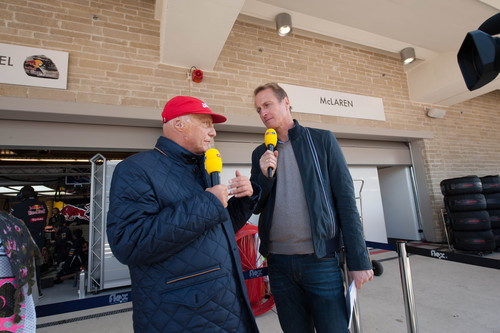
[{"left": 36, "top": 249, "right": 500, "bottom": 333}]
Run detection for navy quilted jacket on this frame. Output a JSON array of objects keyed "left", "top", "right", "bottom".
[{"left": 107, "top": 136, "right": 260, "bottom": 332}]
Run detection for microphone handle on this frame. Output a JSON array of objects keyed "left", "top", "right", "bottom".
[
  {"left": 267, "top": 144, "right": 275, "bottom": 178},
  {"left": 210, "top": 172, "right": 220, "bottom": 186}
]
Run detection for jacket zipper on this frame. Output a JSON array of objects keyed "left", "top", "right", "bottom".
[
  {"left": 166, "top": 267, "right": 221, "bottom": 285},
  {"left": 305, "top": 129, "right": 336, "bottom": 239}
]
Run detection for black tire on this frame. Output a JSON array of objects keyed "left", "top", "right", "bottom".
[
  {"left": 452, "top": 230, "right": 495, "bottom": 252},
  {"left": 488, "top": 210, "right": 500, "bottom": 228},
  {"left": 448, "top": 210, "right": 491, "bottom": 231},
  {"left": 485, "top": 193, "right": 500, "bottom": 210},
  {"left": 440, "top": 176, "right": 482, "bottom": 196},
  {"left": 445, "top": 194, "right": 487, "bottom": 212},
  {"left": 480, "top": 175, "right": 500, "bottom": 194},
  {"left": 371, "top": 260, "right": 383, "bottom": 277},
  {"left": 492, "top": 228, "right": 500, "bottom": 248}
]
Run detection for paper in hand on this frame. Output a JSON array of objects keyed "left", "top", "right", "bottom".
[{"left": 346, "top": 281, "right": 357, "bottom": 328}]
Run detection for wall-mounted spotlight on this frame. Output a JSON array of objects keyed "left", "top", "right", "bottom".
[
  {"left": 425, "top": 107, "right": 446, "bottom": 119},
  {"left": 400, "top": 47, "right": 416, "bottom": 65},
  {"left": 275, "top": 13, "right": 292, "bottom": 37}
]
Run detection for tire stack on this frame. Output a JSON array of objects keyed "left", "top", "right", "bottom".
[
  {"left": 481, "top": 175, "right": 500, "bottom": 251},
  {"left": 441, "top": 176, "right": 495, "bottom": 253}
]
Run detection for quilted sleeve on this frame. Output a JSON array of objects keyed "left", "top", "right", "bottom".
[
  {"left": 325, "top": 132, "right": 371, "bottom": 271},
  {"left": 106, "top": 161, "right": 227, "bottom": 266}
]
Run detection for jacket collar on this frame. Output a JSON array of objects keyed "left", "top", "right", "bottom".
[
  {"left": 288, "top": 119, "right": 304, "bottom": 141},
  {"left": 155, "top": 136, "right": 204, "bottom": 165}
]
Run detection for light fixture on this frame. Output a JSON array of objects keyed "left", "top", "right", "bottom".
[
  {"left": 275, "top": 13, "right": 292, "bottom": 37},
  {"left": 39, "top": 191, "right": 73, "bottom": 196},
  {"left": 0, "top": 187, "right": 17, "bottom": 194},
  {"left": 425, "top": 107, "right": 446, "bottom": 119},
  {"left": 400, "top": 47, "right": 416, "bottom": 65}
]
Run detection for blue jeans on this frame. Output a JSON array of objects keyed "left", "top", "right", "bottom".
[{"left": 268, "top": 253, "right": 348, "bottom": 333}]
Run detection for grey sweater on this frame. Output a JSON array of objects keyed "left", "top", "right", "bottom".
[{"left": 269, "top": 140, "right": 315, "bottom": 254}]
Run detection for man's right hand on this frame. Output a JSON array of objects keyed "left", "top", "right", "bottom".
[
  {"left": 259, "top": 150, "right": 278, "bottom": 178},
  {"left": 206, "top": 185, "right": 228, "bottom": 208}
]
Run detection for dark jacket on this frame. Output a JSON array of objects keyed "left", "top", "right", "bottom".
[
  {"left": 11, "top": 197, "right": 47, "bottom": 250},
  {"left": 251, "top": 120, "right": 371, "bottom": 271},
  {"left": 107, "top": 136, "right": 260, "bottom": 332}
]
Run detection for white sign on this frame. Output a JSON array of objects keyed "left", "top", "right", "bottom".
[
  {"left": 0, "top": 43, "right": 68, "bottom": 89},
  {"left": 280, "top": 83, "right": 385, "bottom": 121}
]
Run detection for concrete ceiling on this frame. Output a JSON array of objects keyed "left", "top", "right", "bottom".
[
  {"left": 257, "top": 0, "right": 497, "bottom": 53},
  {"left": 156, "top": 0, "right": 500, "bottom": 106}
]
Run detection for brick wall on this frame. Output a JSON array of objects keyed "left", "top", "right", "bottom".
[{"left": 1, "top": 0, "right": 499, "bottom": 240}]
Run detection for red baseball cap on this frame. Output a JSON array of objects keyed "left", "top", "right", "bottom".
[{"left": 162, "top": 96, "right": 227, "bottom": 124}]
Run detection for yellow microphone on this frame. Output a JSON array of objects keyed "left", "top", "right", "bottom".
[
  {"left": 264, "top": 129, "right": 278, "bottom": 177},
  {"left": 205, "top": 148, "right": 222, "bottom": 186}
]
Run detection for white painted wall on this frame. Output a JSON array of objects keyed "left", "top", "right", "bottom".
[
  {"left": 349, "top": 167, "right": 388, "bottom": 243},
  {"left": 223, "top": 165, "right": 388, "bottom": 243},
  {"left": 378, "top": 166, "right": 421, "bottom": 240},
  {"left": 222, "top": 165, "right": 259, "bottom": 226}
]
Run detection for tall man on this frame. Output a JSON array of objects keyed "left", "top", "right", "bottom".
[
  {"left": 251, "top": 83, "right": 373, "bottom": 333},
  {"left": 107, "top": 96, "right": 260, "bottom": 332}
]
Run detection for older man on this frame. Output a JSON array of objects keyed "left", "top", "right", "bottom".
[
  {"left": 107, "top": 96, "right": 260, "bottom": 332},
  {"left": 251, "top": 83, "right": 373, "bottom": 333}
]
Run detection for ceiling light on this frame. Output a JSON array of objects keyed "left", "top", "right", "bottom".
[
  {"left": 275, "top": 13, "right": 292, "bottom": 37},
  {"left": 39, "top": 191, "right": 73, "bottom": 196},
  {"left": 9, "top": 185, "right": 54, "bottom": 192},
  {"left": 0, "top": 187, "right": 17, "bottom": 194},
  {"left": 400, "top": 47, "right": 416, "bottom": 65},
  {"left": 32, "top": 185, "right": 55, "bottom": 192}
]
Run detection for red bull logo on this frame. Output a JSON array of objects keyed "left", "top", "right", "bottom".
[
  {"left": 61, "top": 204, "right": 90, "bottom": 222},
  {"left": 28, "top": 205, "right": 46, "bottom": 215}
]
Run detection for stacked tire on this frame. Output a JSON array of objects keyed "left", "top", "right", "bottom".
[
  {"left": 481, "top": 175, "right": 500, "bottom": 251},
  {"left": 441, "top": 176, "right": 495, "bottom": 252}
]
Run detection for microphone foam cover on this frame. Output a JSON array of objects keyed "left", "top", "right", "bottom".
[
  {"left": 205, "top": 149, "right": 222, "bottom": 174},
  {"left": 265, "top": 128, "right": 278, "bottom": 147}
]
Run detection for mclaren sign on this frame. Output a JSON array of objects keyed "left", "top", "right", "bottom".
[{"left": 279, "top": 83, "right": 385, "bottom": 121}]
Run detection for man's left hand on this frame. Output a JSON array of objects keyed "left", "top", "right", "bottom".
[
  {"left": 348, "top": 269, "right": 374, "bottom": 289},
  {"left": 228, "top": 170, "right": 253, "bottom": 198}
]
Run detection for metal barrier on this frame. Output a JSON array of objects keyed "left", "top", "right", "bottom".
[
  {"left": 397, "top": 241, "right": 418, "bottom": 333},
  {"left": 366, "top": 239, "right": 499, "bottom": 333},
  {"left": 38, "top": 239, "right": 498, "bottom": 331}
]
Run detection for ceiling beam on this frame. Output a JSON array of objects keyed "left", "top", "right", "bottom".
[
  {"left": 241, "top": 0, "right": 437, "bottom": 60},
  {"left": 158, "top": 0, "right": 246, "bottom": 70},
  {"left": 406, "top": 51, "right": 500, "bottom": 106}
]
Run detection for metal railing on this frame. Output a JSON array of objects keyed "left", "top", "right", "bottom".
[
  {"left": 88, "top": 154, "right": 107, "bottom": 293},
  {"left": 397, "top": 241, "right": 418, "bottom": 333}
]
